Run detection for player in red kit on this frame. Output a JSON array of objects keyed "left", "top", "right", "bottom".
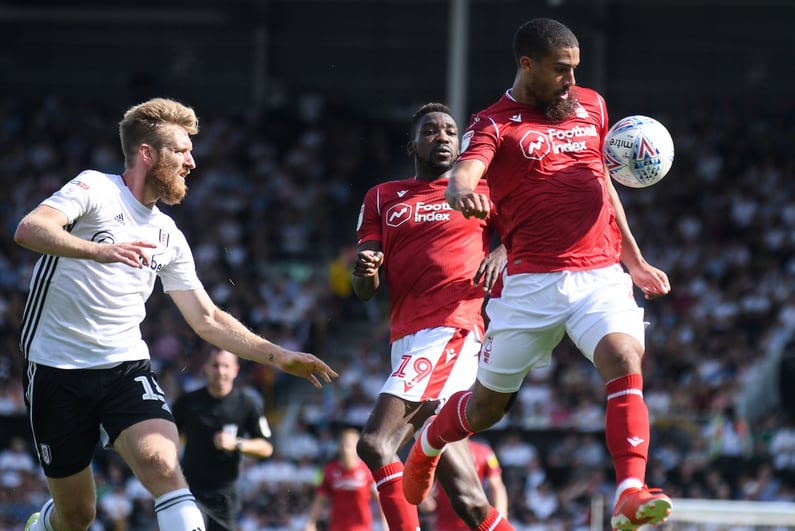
[
  {"left": 423, "top": 439, "right": 509, "bottom": 531},
  {"left": 353, "top": 102, "right": 512, "bottom": 531},
  {"left": 305, "top": 427, "right": 386, "bottom": 531},
  {"left": 402, "top": 19, "right": 673, "bottom": 531}
]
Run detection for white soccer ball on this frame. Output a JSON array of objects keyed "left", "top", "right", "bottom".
[{"left": 603, "top": 115, "right": 674, "bottom": 188}]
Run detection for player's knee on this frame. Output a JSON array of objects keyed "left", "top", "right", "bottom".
[
  {"left": 356, "top": 432, "right": 385, "bottom": 466},
  {"left": 467, "top": 397, "right": 508, "bottom": 432},
  {"left": 594, "top": 337, "right": 644, "bottom": 379},
  {"left": 132, "top": 447, "right": 183, "bottom": 493}
]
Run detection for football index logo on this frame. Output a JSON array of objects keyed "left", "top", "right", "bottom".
[
  {"left": 521, "top": 125, "right": 597, "bottom": 159},
  {"left": 520, "top": 129, "right": 551, "bottom": 160},
  {"left": 386, "top": 203, "right": 412, "bottom": 227}
]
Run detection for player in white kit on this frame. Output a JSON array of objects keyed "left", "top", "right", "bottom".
[{"left": 16, "top": 98, "right": 336, "bottom": 531}]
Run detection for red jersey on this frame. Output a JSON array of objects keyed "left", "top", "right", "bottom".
[
  {"left": 356, "top": 177, "right": 496, "bottom": 342},
  {"left": 459, "top": 88, "right": 621, "bottom": 274},
  {"left": 434, "top": 440, "right": 503, "bottom": 531},
  {"left": 317, "top": 459, "right": 376, "bottom": 531}
]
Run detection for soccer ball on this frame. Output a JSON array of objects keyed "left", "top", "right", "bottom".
[{"left": 603, "top": 115, "right": 674, "bottom": 188}]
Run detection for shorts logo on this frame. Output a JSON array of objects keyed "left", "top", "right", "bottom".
[
  {"left": 386, "top": 203, "right": 412, "bottom": 227},
  {"left": 445, "top": 348, "right": 457, "bottom": 364},
  {"left": 39, "top": 443, "right": 52, "bottom": 465},
  {"left": 481, "top": 336, "right": 493, "bottom": 364}
]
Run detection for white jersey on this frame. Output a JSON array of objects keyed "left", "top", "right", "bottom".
[{"left": 19, "top": 170, "right": 203, "bottom": 369}]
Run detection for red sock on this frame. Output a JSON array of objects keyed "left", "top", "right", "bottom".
[
  {"left": 476, "top": 506, "right": 514, "bottom": 530},
  {"left": 426, "top": 390, "right": 475, "bottom": 449},
  {"left": 605, "top": 373, "right": 650, "bottom": 484},
  {"left": 373, "top": 462, "right": 420, "bottom": 530}
]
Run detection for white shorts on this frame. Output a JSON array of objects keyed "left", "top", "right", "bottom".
[
  {"left": 380, "top": 327, "right": 480, "bottom": 403},
  {"left": 478, "top": 264, "right": 645, "bottom": 393}
]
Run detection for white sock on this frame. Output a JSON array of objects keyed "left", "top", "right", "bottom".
[
  {"left": 615, "top": 478, "right": 645, "bottom": 501},
  {"left": 419, "top": 427, "right": 443, "bottom": 457},
  {"left": 29, "top": 499, "right": 55, "bottom": 531},
  {"left": 153, "top": 488, "right": 205, "bottom": 531}
]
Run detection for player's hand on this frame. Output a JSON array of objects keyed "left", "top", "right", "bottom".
[
  {"left": 445, "top": 187, "right": 490, "bottom": 219},
  {"left": 275, "top": 350, "right": 339, "bottom": 389},
  {"left": 353, "top": 250, "right": 384, "bottom": 278},
  {"left": 474, "top": 244, "right": 507, "bottom": 291},
  {"left": 93, "top": 241, "right": 158, "bottom": 268},
  {"left": 629, "top": 261, "right": 671, "bottom": 299}
]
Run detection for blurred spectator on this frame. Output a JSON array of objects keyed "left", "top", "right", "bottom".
[
  {"left": 769, "top": 413, "right": 795, "bottom": 486},
  {"left": 706, "top": 405, "right": 753, "bottom": 492},
  {"left": 304, "top": 427, "right": 386, "bottom": 531},
  {"left": 0, "top": 436, "right": 36, "bottom": 475}
]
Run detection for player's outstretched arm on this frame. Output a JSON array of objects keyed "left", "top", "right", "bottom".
[
  {"left": 15, "top": 204, "right": 156, "bottom": 268},
  {"left": 445, "top": 159, "right": 489, "bottom": 219},
  {"left": 170, "top": 288, "right": 338, "bottom": 388}
]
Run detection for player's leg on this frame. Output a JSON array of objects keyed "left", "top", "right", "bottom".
[
  {"left": 114, "top": 418, "right": 205, "bottom": 530},
  {"left": 404, "top": 274, "right": 568, "bottom": 505},
  {"left": 568, "top": 265, "right": 672, "bottom": 529},
  {"left": 358, "top": 392, "right": 436, "bottom": 531},
  {"left": 366, "top": 326, "right": 481, "bottom": 528},
  {"left": 402, "top": 383, "right": 513, "bottom": 505},
  {"left": 24, "top": 362, "right": 101, "bottom": 531},
  {"left": 436, "top": 440, "right": 513, "bottom": 530},
  {"left": 100, "top": 361, "right": 204, "bottom": 531},
  {"left": 26, "top": 468, "right": 97, "bottom": 531}
]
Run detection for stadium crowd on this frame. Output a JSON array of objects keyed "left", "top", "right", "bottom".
[{"left": 1, "top": 89, "right": 795, "bottom": 530}]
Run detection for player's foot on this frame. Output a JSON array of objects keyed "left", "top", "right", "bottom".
[
  {"left": 611, "top": 486, "right": 672, "bottom": 530},
  {"left": 24, "top": 512, "right": 40, "bottom": 531},
  {"left": 402, "top": 424, "right": 442, "bottom": 505}
]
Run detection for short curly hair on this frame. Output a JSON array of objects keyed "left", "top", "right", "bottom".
[
  {"left": 410, "top": 102, "right": 454, "bottom": 136},
  {"left": 513, "top": 18, "right": 579, "bottom": 64}
]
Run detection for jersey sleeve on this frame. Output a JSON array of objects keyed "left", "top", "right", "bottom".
[
  {"left": 595, "top": 91, "right": 610, "bottom": 149},
  {"left": 317, "top": 463, "right": 334, "bottom": 496},
  {"left": 355, "top": 185, "right": 383, "bottom": 246},
  {"left": 242, "top": 394, "right": 271, "bottom": 439},
  {"left": 41, "top": 170, "right": 105, "bottom": 223},
  {"left": 458, "top": 114, "right": 501, "bottom": 168},
  {"left": 483, "top": 446, "right": 503, "bottom": 478},
  {"left": 158, "top": 229, "right": 203, "bottom": 292}
]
